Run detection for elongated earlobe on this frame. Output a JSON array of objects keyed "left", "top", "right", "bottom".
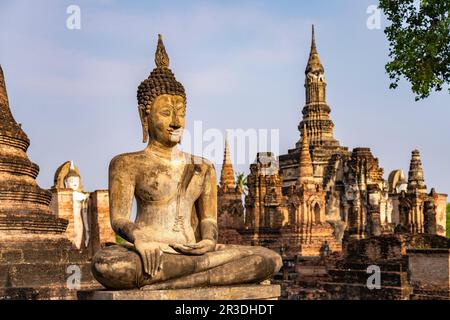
[{"left": 138, "top": 105, "right": 149, "bottom": 143}]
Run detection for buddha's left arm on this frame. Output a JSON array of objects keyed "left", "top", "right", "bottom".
[
  {"left": 171, "top": 162, "right": 218, "bottom": 255},
  {"left": 196, "top": 162, "right": 218, "bottom": 244}
]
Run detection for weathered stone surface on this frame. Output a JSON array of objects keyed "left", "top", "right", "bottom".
[
  {"left": 323, "top": 234, "right": 450, "bottom": 300},
  {"left": 89, "top": 190, "right": 116, "bottom": 251},
  {"left": 408, "top": 249, "right": 450, "bottom": 294},
  {"left": 78, "top": 284, "right": 281, "bottom": 300},
  {"left": 0, "top": 235, "right": 101, "bottom": 300},
  {"left": 244, "top": 152, "right": 285, "bottom": 231}
]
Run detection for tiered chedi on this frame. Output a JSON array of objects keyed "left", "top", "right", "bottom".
[
  {"left": 0, "top": 65, "right": 66, "bottom": 233},
  {"left": 299, "top": 25, "right": 338, "bottom": 148},
  {"left": 279, "top": 25, "right": 350, "bottom": 196},
  {"left": 0, "top": 65, "right": 98, "bottom": 299}
]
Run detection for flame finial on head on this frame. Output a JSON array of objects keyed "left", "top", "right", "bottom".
[
  {"left": 66, "top": 160, "right": 80, "bottom": 179},
  {"left": 155, "top": 34, "right": 170, "bottom": 68},
  {"left": 138, "top": 34, "right": 185, "bottom": 113}
]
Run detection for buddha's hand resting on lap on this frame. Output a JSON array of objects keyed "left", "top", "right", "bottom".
[
  {"left": 170, "top": 239, "right": 216, "bottom": 255},
  {"left": 134, "top": 238, "right": 163, "bottom": 277}
]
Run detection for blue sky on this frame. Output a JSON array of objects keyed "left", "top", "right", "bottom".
[{"left": 0, "top": 0, "right": 449, "bottom": 195}]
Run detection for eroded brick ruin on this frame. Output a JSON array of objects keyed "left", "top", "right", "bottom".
[{"left": 217, "top": 26, "right": 450, "bottom": 300}]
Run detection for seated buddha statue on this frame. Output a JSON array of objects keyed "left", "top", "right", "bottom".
[{"left": 91, "top": 35, "right": 282, "bottom": 290}]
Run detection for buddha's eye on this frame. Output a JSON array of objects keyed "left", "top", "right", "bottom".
[
  {"left": 159, "top": 108, "right": 171, "bottom": 116},
  {"left": 176, "top": 105, "right": 186, "bottom": 115}
]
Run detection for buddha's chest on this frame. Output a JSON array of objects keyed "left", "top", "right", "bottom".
[{"left": 134, "top": 162, "right": 204, "bottom": 204}]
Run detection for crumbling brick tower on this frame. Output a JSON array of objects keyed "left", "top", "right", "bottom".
[
  {"left": 397, "top": 150, "right": 447, "bottom": 236},
  {"left": 243, "top": 152, "right": 286, "bottom": 248},
  {"left": 283, "top": 126, "right": 341, "bottom": 256}
]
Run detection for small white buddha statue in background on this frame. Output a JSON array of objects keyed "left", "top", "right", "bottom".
[{"left": 64, "top": 161, "right": 90, "bottom": 250}]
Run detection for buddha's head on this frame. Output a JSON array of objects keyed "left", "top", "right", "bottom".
[
  {"left": 65, "top": 174, "right": 81, "bottom": 191},
  {"left": 137, "top": 34, "right": 186, "bottom": 148},
  {"left": 64, "top": 162, "right": 82, "bottom": 192}
]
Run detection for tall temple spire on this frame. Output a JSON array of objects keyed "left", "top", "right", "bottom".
[
  {"left": 297, "top": 125, "right": 314, "bottom": 185},
  {"left": 407, "top": 149, "right": 427, "bottom": 193},
  {"left": 298, "top": 25, "right": 338, "bottom": 148},
  {"left": 0, "top": 65, "right": 66, "bottom": 234},
  {"left": 220, "top": 137, "right": 236, "bottom": 190},
  {"left": 305, "top": 24, "right": 324, "bottom": 76}
]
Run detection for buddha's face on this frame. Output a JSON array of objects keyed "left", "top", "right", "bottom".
[
  {"left": 65, "top": 176, "right": 81, "bottom": 191},
  {"left": 145, "top": 94, "right": 186, "bottom": 148}
]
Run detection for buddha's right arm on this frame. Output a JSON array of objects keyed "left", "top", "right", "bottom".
[
  {"left": 112, "top": 218, "right": 139, "bottom": 243},
  {"left": 108, "top": 155, "right": 140, "bottom": 244}
]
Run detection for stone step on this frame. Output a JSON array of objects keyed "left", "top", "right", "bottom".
[
  {"left": 296, "top": 239, "right": 341, "bottom": 244},
  {"left": 328, "top": 269, "right": 409, "bottom": 287},
  {"left": 79, "top": 285, "right": 282, "bottom": 300},
  {"left": 289, "top": 288, "right": 328, "bottom": 300},
  {"left": 410, "top": 289, "right": 450, "bottom": 300},
  {"left": 299, "top": 245, "right": 342, "bottom": 250},
  {"left": 272, "top": 273, "right": 298, "bottom": 281},
  {"left": 338, "top": 261, "right": 407, "bottom": 272},
  {"left": 410, "top": 294, "right": 450, "bottom": 300},
  {"left": 296, "top": 280, "right": 329, "bottom": 289},
  {"left": 0, "top": 282, "right": 101, "bottom": 300},
  {"left": 322, "top": 281, "right": 412, "bottom": 300}
]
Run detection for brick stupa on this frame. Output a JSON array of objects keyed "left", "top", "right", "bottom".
[
  {"left": 0, "top": 65, "right": 97, "bottom": 299},
  {"left": 0, "top": 66, "right": 67, "bottom": 232}
]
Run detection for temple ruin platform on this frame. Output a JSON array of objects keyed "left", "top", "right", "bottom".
[{"left": 78, "top": 284, "right": 281, "bottom": 300}]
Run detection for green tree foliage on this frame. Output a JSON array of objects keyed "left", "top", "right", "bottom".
[
  {"left": 236, "top": 172, "right": 248, "bottom": 195},
  {"left": 379, "top": 0, "right": 450, "bottom": 100},
  {"left": 116, "top": 234, "right": 125, "bottom": 244}
]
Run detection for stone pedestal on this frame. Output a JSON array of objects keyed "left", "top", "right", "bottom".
[{"left": 78, "top": 284, "right": 281, "bottom": 300}]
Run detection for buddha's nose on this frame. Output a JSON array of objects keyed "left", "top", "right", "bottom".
[{"left": 170, "top": 113, "right": 181, "bottom": 129}]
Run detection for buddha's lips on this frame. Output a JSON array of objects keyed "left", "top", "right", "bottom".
[{"left": 168, "top": 129, "right": 183, "bottom": 137}]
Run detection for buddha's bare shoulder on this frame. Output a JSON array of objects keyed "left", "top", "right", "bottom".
[
  {"left": 109, "top": 151, "right": 148, "bottom": 172},
  {"left": 183, "top": 152, "right": 216, "bottom": 173}
]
